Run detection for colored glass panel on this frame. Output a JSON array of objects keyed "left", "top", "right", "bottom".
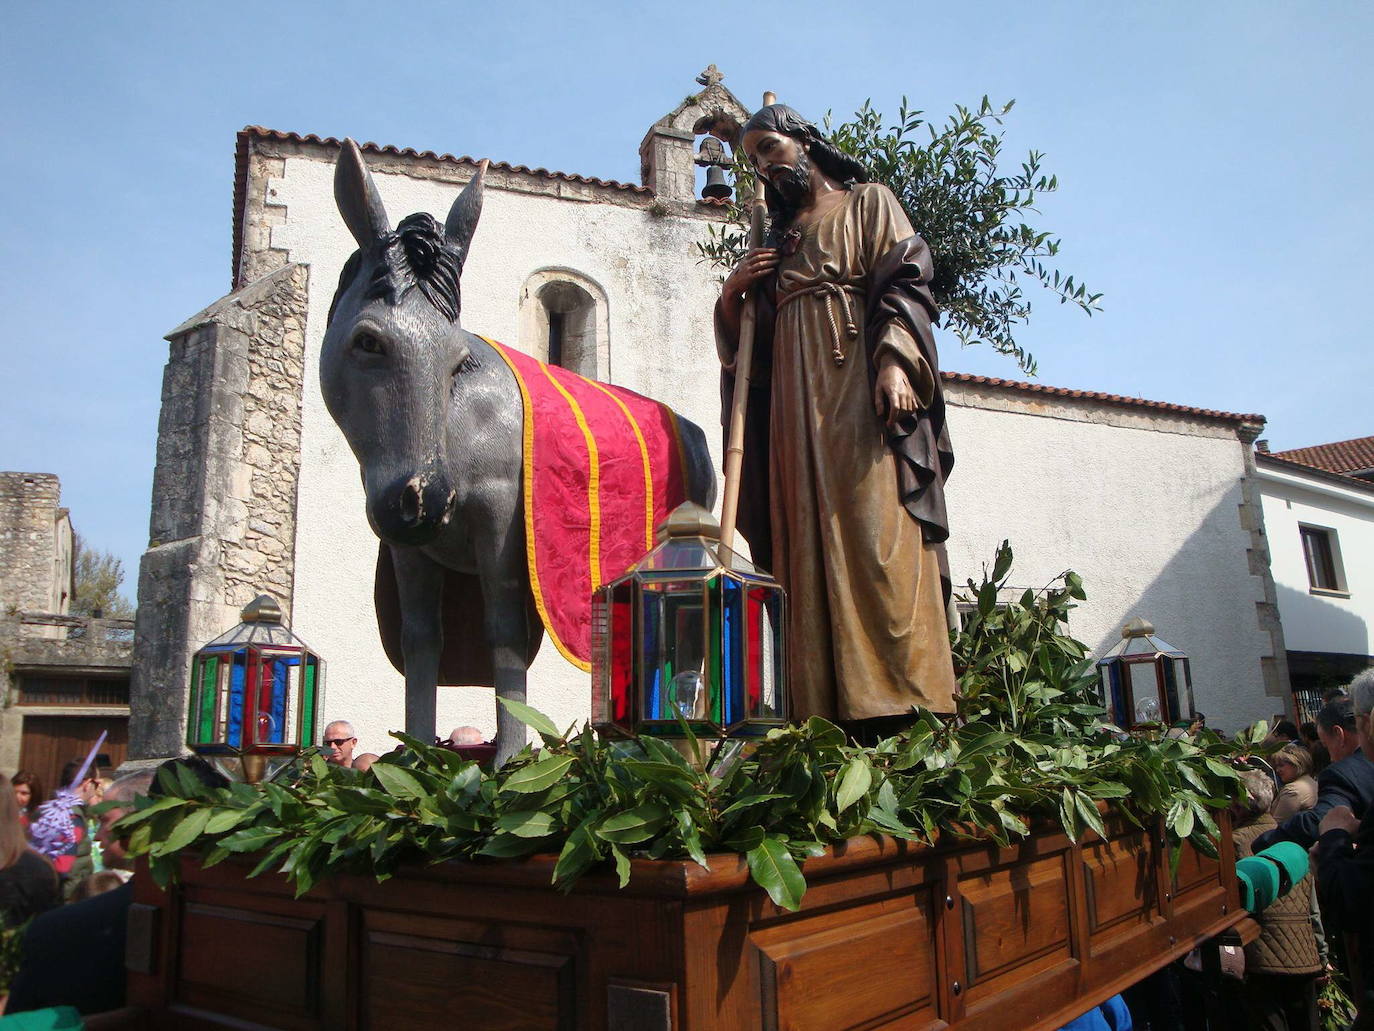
[
  {"left": 707, "top": 577, "right": 722, "bottom": 727},
  {"left": 722, "top": 578, "right": 744, "bottom": 728},
  {"left": 227, "top": 652, "right": 247, "bottom": 748},
  {"left": 759, "top": 588, "right": 783, "bottom": 720},
  {"left": 641, "top": 581, "right": 706, "bottom": 723},
  {"left": 641, "top": 588, "right": 663, "bottom": 720},
  {"left": 197, "top": 656, "right": 218, "bottom": 742},
  {"left": 746, "top": 586, "right": 763, "bottom": 718},
  {"left": 301, "top": 658, "right": 318, "bottom": 744},
  {"left": 269, "top": 658, "right": 290, "bottom": 745},
  {"left": 590, "top": 589, "right": 611, "bottom": 727},
  {"left": 611, "top": 582, "right": 633, "bottom": 727}
]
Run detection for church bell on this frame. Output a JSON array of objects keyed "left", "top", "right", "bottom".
[{"left": 701, "top": 165, "right": 732, "bottom": 200}]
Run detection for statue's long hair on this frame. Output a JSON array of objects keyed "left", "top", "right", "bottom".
[
  {"left": 742, "top": 104, "right": 870, "bottom": 246},
  {"left": 328, "top": 212, "right": 463, "bottom": 325}
]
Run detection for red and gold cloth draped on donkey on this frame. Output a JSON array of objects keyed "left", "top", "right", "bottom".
[{"left": 375, "top": 339, "right": 690, "bottom": 681}]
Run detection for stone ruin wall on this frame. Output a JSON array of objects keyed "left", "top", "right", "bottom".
[
  {"left": 0, "top": 472, "right": 67, "bottom": 614},
  {"left": 130, "top": 263, "right": 309, "bottom": 759},
  {"left": 223, "top": 270, "right": 308, "bottom": 614}
]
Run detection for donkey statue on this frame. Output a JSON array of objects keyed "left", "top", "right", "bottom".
[{"left": 322, "top": 140, "right": 717, "bottom": 764}]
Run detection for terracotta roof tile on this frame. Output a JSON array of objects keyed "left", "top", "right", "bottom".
[
  {"left": 1257, "top": 450, "right": 1374, "bottom": 493},
  {"left": 1271, "top": 435, "right": 1374, "bottom": 475},
  {"left": 941, "top": 372, "right": 1265, "bottom": 425},
  {"left": 243, "top": 126, "right": 650, "bottom": 194}
]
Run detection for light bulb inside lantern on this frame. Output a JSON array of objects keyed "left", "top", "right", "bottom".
[
  {"left": 1134, "top": 696, "right": 1161, "bottom": 724},
  {"left": 669, "top": 670, "right": 704, "bottom": 720}
]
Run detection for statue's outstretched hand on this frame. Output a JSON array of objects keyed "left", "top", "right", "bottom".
[{"left": 874, "top": 360, "right": 917, "bottom": 429}]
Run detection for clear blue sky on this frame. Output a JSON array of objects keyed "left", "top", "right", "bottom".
[{"left": 2, "top": 1, "right": 1369, "bottom": 596}]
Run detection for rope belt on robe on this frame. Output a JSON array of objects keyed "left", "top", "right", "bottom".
[{"left": 776, "top": 281, "right": 863, "bottom": 367}]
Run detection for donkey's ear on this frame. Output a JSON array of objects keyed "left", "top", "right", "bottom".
[
  {"left": 334, "top": 139, "right": 391, "bottom": 248},
  {"left": 445, "top": 159, "right": 488, "bottom": 268}
]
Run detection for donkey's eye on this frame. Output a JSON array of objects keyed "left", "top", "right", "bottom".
[{"left": 355, "top": 332, "right": 385, "bottom": 356}]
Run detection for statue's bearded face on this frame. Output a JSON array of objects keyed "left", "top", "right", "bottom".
[{"left": 743, "top": 129, "right": 812, "bottom": 206}]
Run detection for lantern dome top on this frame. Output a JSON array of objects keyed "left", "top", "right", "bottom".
[
  {"left": 1097, "top": 615, "right": 1187, "bottom": 663},
  {"left": 241, "top": 594, "right": 283, "bottom": 624},
  {"left": 624, "top": 503, "right": 759, "bottom": 577},
  {"left": 657, "top": 502, "right": 721, "bottom": 542},
  {"left": 200, "top": 593, "right": 313, "bottom": 651}
]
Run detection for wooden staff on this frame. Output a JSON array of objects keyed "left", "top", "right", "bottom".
[{"left": 719, "top": 89, "right": 775, "bottom": 550}]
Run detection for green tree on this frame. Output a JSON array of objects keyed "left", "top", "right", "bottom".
[
  {"left": 71, "top": 535, "right": 135, "bottom": 619},
  {"left": 698, "top": 97, "right": 1101, "bottom": 376}
]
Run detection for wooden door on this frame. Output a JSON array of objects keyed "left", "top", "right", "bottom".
[{"left": 18, "top": 715, "right": 129, "bottom": 797}]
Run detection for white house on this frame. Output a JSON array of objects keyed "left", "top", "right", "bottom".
[
  {"left": 1256, "top": 436, "right": 1374, "bottom": 721},
  {"left": 130, "top": 71, "right": 1289, "bottom": 762}
]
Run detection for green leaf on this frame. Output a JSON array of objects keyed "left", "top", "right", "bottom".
[
  {"left": 114, "top": 796, "right": 189, "bottom": 827},
  {"left": 502, "top": 755, "right": 577, "bottom": 795},
  {"left": 610, "top": 843, "right": 631, "bottom": 889},
  {"left": 247, "top": 839, "right": 295, "bottom": 878},
  {"left": 333, "top": 788, "right": 398, "bottom": 815},
  {"left": 803, "top": 716, "right": 847, "bottom": 748},
  {"left": 204, "top": 807, "right": 253, "bottom": 835},
  {"left": 552, "top": 821, "right": 599, "bottom": 887},
  {"left": 718, "top": 793, "right": 790, "bottom": 818},
  {"left": 723, "top": 826, "right": 765, "bottom": 853},
  {"left": 746, "top": 836, "right": 807, "bottom": 912},
  {"left": 1084, "top": 782, "right": 1131, "bottom": 799},
  {"left": 153, "top": 807, "right": 213, "bottom": 856},
  {"left": 1204, "top": 758, "right": 1239, "bottom": 782},
  {"left": 1073, "top": 792, "right": 1108, "bottom": 840},
  {"left": 835, "top": 759, "right": 872, "bottom": 812},
  {"left": 496, "top": 697, "right": 564, "bottom": 743},
  {"left": 599, "top": 804, "right": 670, "bottom": 844},
  {"left": 478, "top": 833, "right": 542, "bottom": 859},
  {"left": 175, "top": 762, "right": 212, "bottom": 798},
  {"left": 675, "top": 810, "right": 709, "bottom": 870},
  {"left": 497, "top": 810, "right": 558, "bottom": 838},
  {"left": 991, "top": 541, "right": 1014, "bottom": 583},
  {"left": 220, "top": 825, "right": 289, "bottom": 854},
  {"left": 371, "top": 764, "right": 429, "bottom": 800}
]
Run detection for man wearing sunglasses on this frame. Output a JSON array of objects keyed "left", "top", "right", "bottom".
[{"left": 322, "top": 720, "right": 359, "bottom": 768}]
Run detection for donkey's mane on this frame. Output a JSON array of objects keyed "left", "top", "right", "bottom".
[{"left": 327, "top": 212, "right": 463, "bottom": 326}]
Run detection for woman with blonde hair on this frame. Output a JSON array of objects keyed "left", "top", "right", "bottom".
[
  {"left": 0, "top": 773, "right": 59, "bottom": 927},
  {"left": 1270, "top": 743, "right": 1318, "bottom": 821}
]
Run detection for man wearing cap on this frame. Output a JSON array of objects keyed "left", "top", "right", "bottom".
[{"left": 715, "top": 104, "right": 956, "bottom": 736}]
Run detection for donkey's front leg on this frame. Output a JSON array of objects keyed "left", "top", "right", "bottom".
[
  {"left": 477, "top": 524, "right": 531, "bottom": 767},
  {"left": 390, "top": 544, "right": 444, "bottom": 744}
]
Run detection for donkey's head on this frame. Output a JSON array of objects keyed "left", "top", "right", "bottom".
[{"left": 322, "top": 140, "right": 487, "bottom": 547}]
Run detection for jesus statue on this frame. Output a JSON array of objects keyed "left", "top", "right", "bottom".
[{"left": 714, "top": 103, "right": 958, "bottom": 736}]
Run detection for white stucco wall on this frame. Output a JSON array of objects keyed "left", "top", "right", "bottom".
[
  {"left": 267, "top": 155, "right": 728, "bottom": 756},
  {"left": 247, "top": 146, "right": 1278, "bottom": 751},
  {"left": 941, "top": 395, "right": 1275, "bottom": 732},
  {"left": 1258, "top": 461, "right": 1374, "bottom": 657}
]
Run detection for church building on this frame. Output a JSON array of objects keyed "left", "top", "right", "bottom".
[{"left": 129, "top": 72, "right": 1288, "bottom": 761}]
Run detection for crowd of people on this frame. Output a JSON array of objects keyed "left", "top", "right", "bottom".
[
  {"left": 0, "top": 755, "right": 148, "bottom": 1016},
  {"left": 1118, "top": 672, "right": 1374, "bottom": 1031}
]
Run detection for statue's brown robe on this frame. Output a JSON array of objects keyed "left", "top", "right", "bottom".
[{"left": 717, "top": 183, "right": 957, "bottom": 721}]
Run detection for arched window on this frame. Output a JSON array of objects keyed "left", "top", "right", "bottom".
[{"left": 518, "top": 269, "right": 610, "bottom": 380}]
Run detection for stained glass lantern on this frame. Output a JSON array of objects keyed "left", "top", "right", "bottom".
[
  {"left": 1097, "top": 617, "right": 1195, "bottom": 730},
  {"left": 591, "top": 503, "right": 786, "bottom": 745},
  {"left": 186, "top": 594, "right": 324, "bottom": 782}
]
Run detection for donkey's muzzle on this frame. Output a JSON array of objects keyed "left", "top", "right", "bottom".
[{"left": 369, "top": 474, "right": 454, "bottom": 546}]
